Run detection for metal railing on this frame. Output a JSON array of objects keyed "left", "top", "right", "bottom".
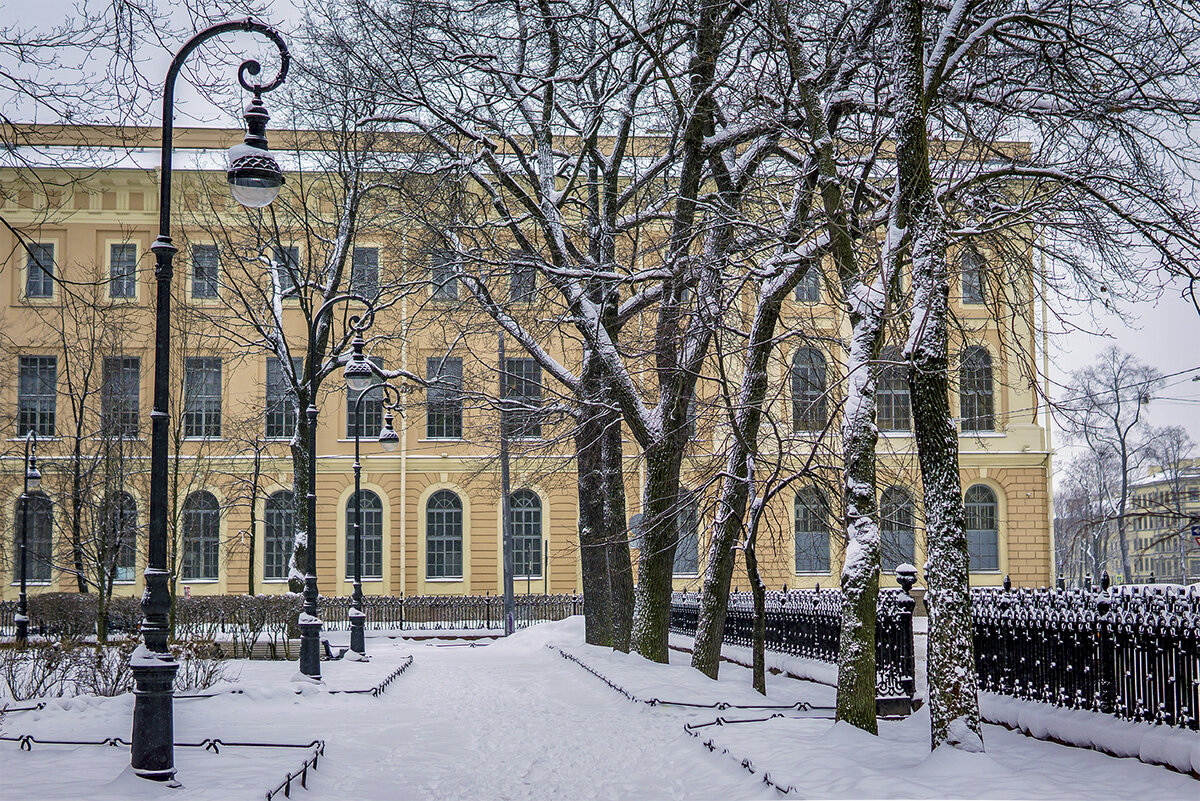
[
  {"left": 972, "top": 575, "right": 1199, "bottom": 731},
  {"left": 669, "top": 586, "right": 918, "bottom": 715},
  {"left": 0, "top": 593, "right": 584, "bottom": 638}
]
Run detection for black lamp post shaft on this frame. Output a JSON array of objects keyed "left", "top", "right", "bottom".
[
  {"left": 15, "top": 432, "right": 35, "bottom": 644},
  {"left": 133, "top": 19, "right": 288, "bottom": 782},
  {"left": 348, "top": 382, "right": 398, "bottom": 657}
]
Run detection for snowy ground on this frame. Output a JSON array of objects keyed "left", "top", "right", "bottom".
[{"left": 1, "top": 617, "right": 1196, "bottom": 800}]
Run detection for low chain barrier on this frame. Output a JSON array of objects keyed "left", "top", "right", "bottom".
[
  {"left": 669, "top": 585, "right": 917, "bottom": 715},
  {"left": 973, "top": 575, "right": 1199, "bottom": 731},
  {"left": 0, "top": 734, "right": 325, "bottom": 800},
  {"left": 553, "top": 645, "right": 831, "bottom": 714},
  {"left": 682, "top": 715, "right": 804, "bottom": 796},
  {"left": 176, "top": 654, "right": 414, "bottom": 700}
]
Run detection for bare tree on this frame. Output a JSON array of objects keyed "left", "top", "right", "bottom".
[{"left": 1058, "top": 348, "right": 1163, "bottom": 583}]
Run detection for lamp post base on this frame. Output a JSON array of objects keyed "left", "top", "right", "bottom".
[
  {"left": 14, "top": 613, "right": 28, "bottom": 644},
  {"left": 349, "top": 606, "right": 366, "bottom": 656},
  {"left": 130, "top": 651, "right": 179, "bottom": 781},
  {"left": 298, "top": 615, "right": 323, "bottom": 679}
]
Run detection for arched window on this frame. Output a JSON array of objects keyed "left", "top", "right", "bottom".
[
  {"left": 103, "top": 492, "right": 137, "bottom": 583},
  {"left": 346, "top": 489, "right": 384, "bottom": 579},
  {"left": 264, "top": 490, "right": 294, "bottom": 582},
  {"left": 426, "top": 490, "right": 463, "bottom": 579},
  {"left": 795, "top": 487, "right": 830, "bottom": 573},
  {"left": 509, "top": 489, "right": 542, "bottom": 578},
  {"left": 876, "top": 347, "right": 911, "bottom": 433},
  {"left": 181, "top": 491, "right": 219, "bottom": 581},
  {"left": 880, "top": 486, "right": 916, "bottom": 573},
  {"left": 13, "top": 493, "right": 52, "bottom": 583},
  {"left": 960, "top": 346, "right": 994, "bottom": 432},
  {"left": 964, "top": 484, "right": 1000, "bottom": 572},
  {"left": 673, "top": 491, "right": 700, "bottom": 576},
  {"left": 792, "top": 348, "right": 827, "bottom": 431}
]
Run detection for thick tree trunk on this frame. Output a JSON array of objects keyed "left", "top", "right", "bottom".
[
  {"left": 602, "top": 412, "right": 634, "bottom": 652},
  {"left": 578, "top": 407, "right": 615, "bottom": 646},
  {"left": 891, "top": 0, "right": 983, "bottom": 752},
  {"left": 631, "top": 440, "right": 687, "bottom": 662}
]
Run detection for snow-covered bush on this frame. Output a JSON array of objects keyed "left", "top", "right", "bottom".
[
  {"left": 171, "top": 640, "right": 231, "bottom": 693},
  {"left": 76, "top": 639, "right": 137, "bottom": 697},
  {"left": 0, "top": 641, "right": 81, "bottom": 700}
]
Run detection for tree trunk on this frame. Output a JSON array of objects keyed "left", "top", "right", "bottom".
[
  {"left": 631, "top": 440, "right": 687, "bottom": 662},
  {"left": 289, "top": 416, "right": 312, "bottom": 594},
  {"left": 601, "top": 408, "right": 634, "bottom": 653},
  {"left": 70, "top": 439, "right": 88, "bottom": 592},
  {"left": 891, "top": 0, "right": 983, "bottom": 751},
  {"left": 745, "top": 521, "right": 767, "bottom": 696},
  {"left": 835, "top": 301, "right": 886, "bottom": 733},
  {"left": 693, "top": 289, "right": 791, "bottom": 678}
]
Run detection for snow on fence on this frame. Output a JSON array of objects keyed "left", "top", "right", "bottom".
[
  {"left": 0, "top": 592, "right": 585, "bottom": 638},
  {"left": 972, "top": 576, "right": 1199, "bottom": 732},
  {"left": 669, "top": 586, "right": 919, "bottom": 716}
]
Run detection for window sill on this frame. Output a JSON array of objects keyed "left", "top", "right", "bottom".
[
  {"left": 960, "top": 431, "right": 1004, "bottom": 437},
  {"left": 113, "top": 580, "right": 136, "bottom": 585},
  {"left": 343, "top": 578, "right": 383, "bottom": 582},
  {"left": 673, "top": 573, "right": 700, "bottom": 579},
  {"left": 10, "top": 581, "right": 52, "bottom": 586},
  {"left": 424, "top": 577, "right": 463, "bottom": 582},
  {"left": 262, "top": 578, "right": 290, "bottom": 584},
  {"left": 420, "top": 437, "right": 464, "bottom": 443},
  {"left": 181, "top": 437, "right": 224, "bottom": 442},
  {"left": 794, "top": 571, "right": 833, "bottom": 576}
]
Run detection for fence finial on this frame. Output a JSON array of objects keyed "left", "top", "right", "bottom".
[
  {"left": 1003, "top": 574, "right": 1011, "bottom": 592},
  {"left": 1101, "top": 571, "right": 1110, "bottom": 591}
]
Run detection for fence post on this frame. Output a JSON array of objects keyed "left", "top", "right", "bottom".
[
  {"left": 1095, "top": 571, "right": 1117, "bottom": 716},
  {"left": 895, "top": 565, "right": 918, "bottom": 714}
]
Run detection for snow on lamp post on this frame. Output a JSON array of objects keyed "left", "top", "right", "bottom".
[
  {"left": 14, "top": 431, "right": 41, "bottom": 645},
  {"left": 133, "top": 19, "right": 289, "bottom": 783}
]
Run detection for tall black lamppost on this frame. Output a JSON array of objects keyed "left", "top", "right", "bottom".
[
  {"left": 346, "top": 352, "right": 401, "bottom": 659},
  {"left": 294, "top": 304, "right": 379, "bottom": 679},
  {"left": 133, "top": 19, "right": 289, "bottom": 782},
  {"left": 14, "top": 431, "right": 41, "bottom": 645}
]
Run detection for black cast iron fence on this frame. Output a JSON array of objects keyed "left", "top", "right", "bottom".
[
  {"left": 669, "top": 584, "right": 918, "bottom": 716},
  {"left": 972, "top": 575, "right": 1199, "bottom": 731}
]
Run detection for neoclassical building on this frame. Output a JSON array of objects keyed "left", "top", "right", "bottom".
[{"left": 0, "top": 125, "right": 1054, "bottom": 606}]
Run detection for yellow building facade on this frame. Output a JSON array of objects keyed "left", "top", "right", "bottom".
[{"left": 0, "top": 125, "right": 1054, "bottom": 607}]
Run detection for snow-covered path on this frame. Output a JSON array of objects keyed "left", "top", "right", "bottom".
[
  {"left": 3, "top": 618, "right": 1196, "bottom": 800},
  {"left": 314, "top": 636, "right": 772, "bottom": 800}
]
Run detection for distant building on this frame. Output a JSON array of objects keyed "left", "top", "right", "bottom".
[{"left": 1129, "top": 460, "right": 1200, "bottom": 584}]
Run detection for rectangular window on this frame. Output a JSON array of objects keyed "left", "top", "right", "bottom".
[
  {"left": 794, "top": 268, "right": 821, "bottom": 303},
  {"left": 510, "top": 253, "right": 537, "bottom": 302},
  {"left": 502, "top": 358, "right": 541, "bottom": 440},
  {"left": 273, "top": 245, "right": 300, "bottom": 297},
  {"left": 101, "top": 356, "right": 139, "bottom": 437},
  {"left": 18, "top": 356, "right": 57, "bottom": 436},
  {"left": 961, "top": 250, "right": 985, "bottom": 305},
  {"left": 430, "top": 250, "right": 459, "bottom": 300},
  {"left": 25, "top": 243, "right": 54, "bottom": 298},
  {"left": 192, "top": 245, "right": 219, "bottom": 299},
  {"left": 265, "top": 357, "right": 301, "bottom": 439},
  {"left": 351, "top": 247, "right": 379, "bottom": 299},
  {"left": 347, "top": 356, "right": 385, "bottom": 438},
  {"left": 109, "top": 243, "right": 137, "bottom": 298},
  {"left": 183, "top": 357, "right": 222, "bottom": 438},
  {"left": 427, "top": 357, "right": 463, "bottom": 439}
]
